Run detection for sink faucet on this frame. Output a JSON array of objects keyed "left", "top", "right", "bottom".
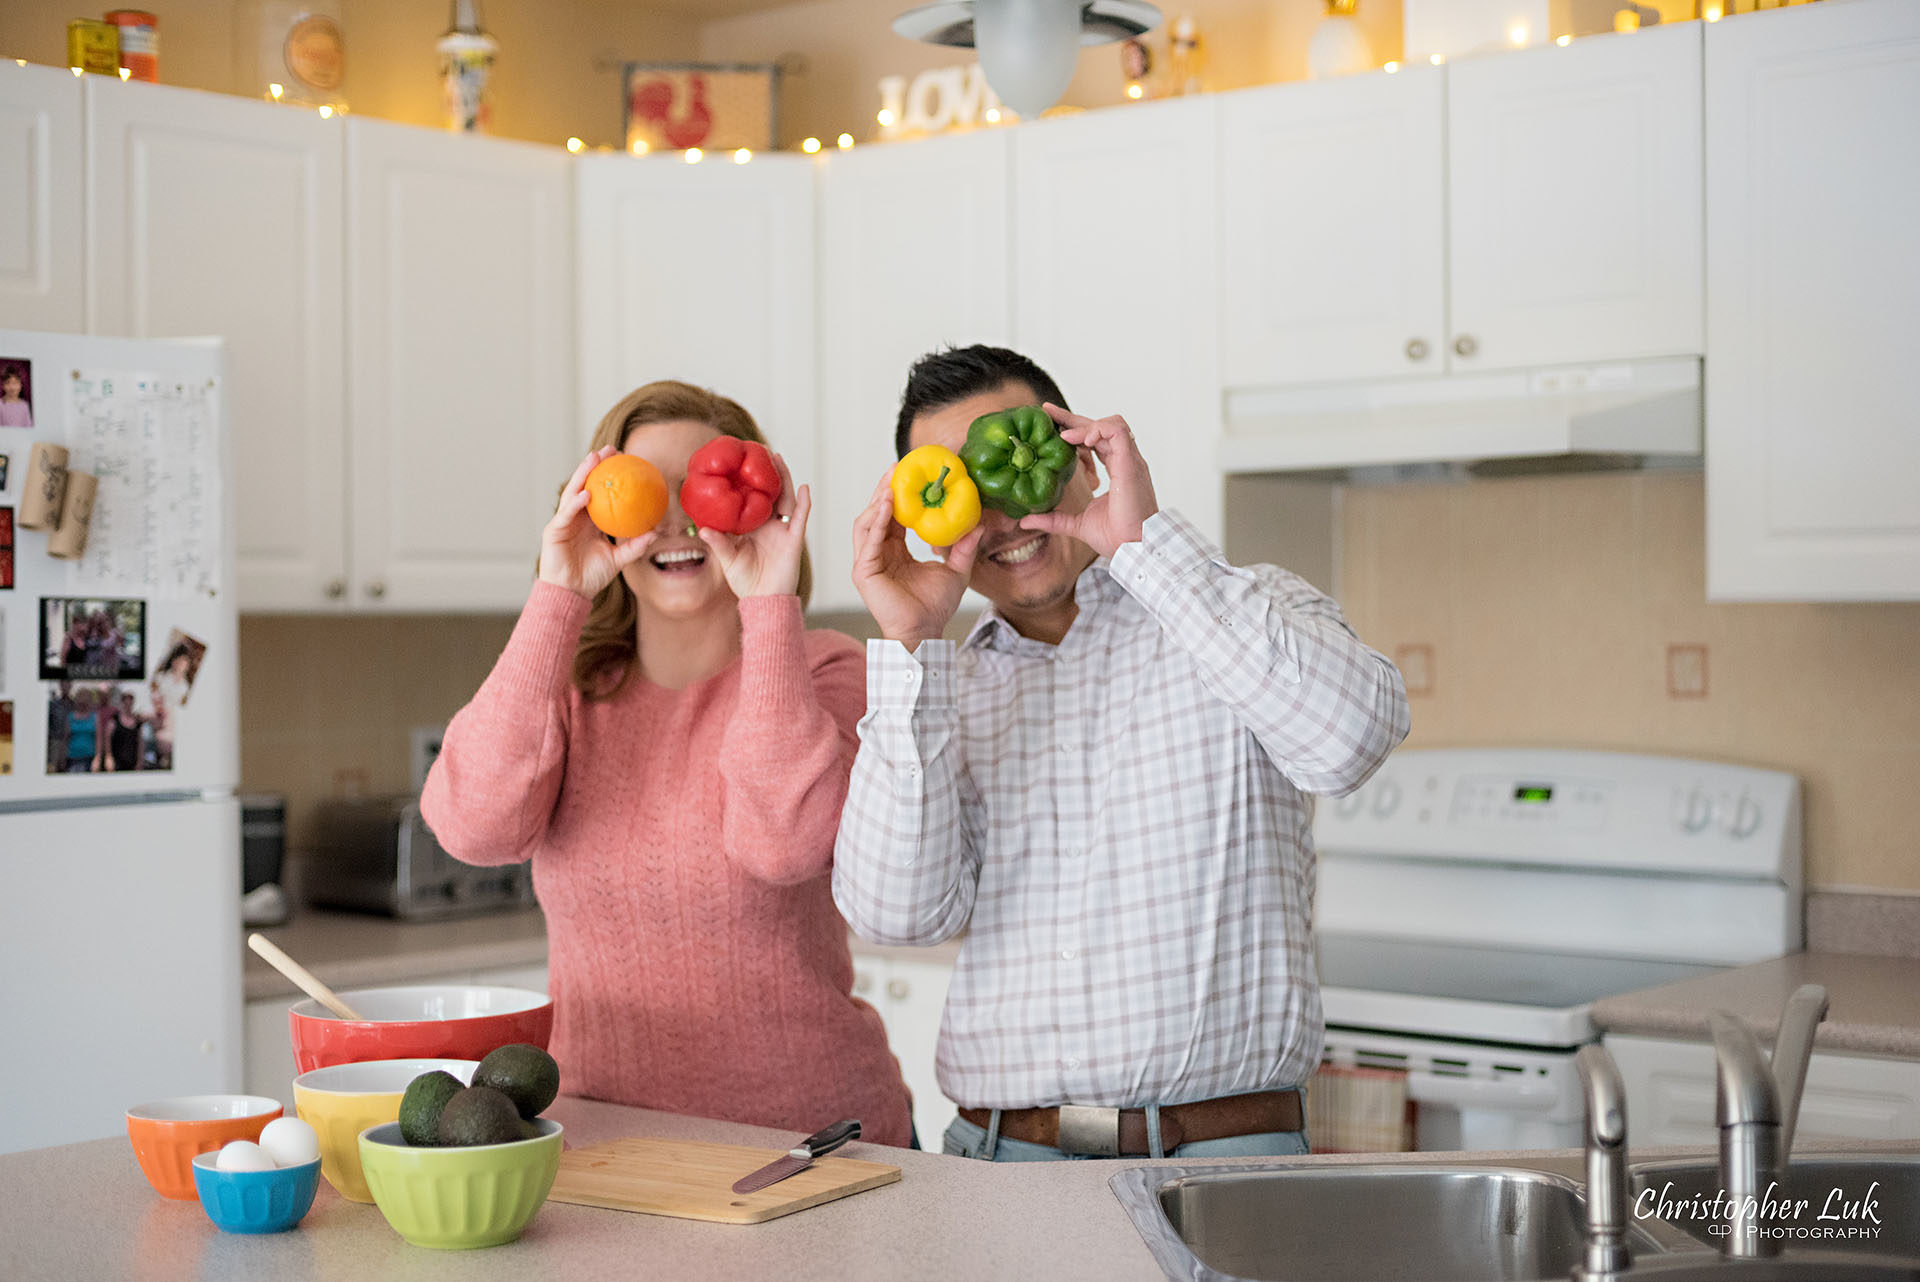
[
  {"left": 1708, "top": 983, "right": 1831, "bottom": 1260},
  {"left": 1575, "top": 1043, "right": 1631, "bottom": 1281}
]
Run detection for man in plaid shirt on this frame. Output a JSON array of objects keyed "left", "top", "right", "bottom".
[{"left": 834, "top": 346, "right": 1409, "bottom": 1161}]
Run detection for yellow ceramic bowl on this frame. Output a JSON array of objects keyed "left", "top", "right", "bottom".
[
  {"left": 291, "top": 1059, "right": 477, "bottom": 1202},
  {"left": 358, "top": 1120, "right": 562, "bottom": 1250}
]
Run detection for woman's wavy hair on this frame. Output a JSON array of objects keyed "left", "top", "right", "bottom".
[{"left": 569, "top": 381, "right": 812, "bottom": 700}]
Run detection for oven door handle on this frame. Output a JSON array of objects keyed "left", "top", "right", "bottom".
[{"left": 1405, "top": 1070, "right": 1562, "bottom": 1113}]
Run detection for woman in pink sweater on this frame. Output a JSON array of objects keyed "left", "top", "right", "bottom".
[{"left": 423, "top": 381, "right": 912, "bottom": 1147}]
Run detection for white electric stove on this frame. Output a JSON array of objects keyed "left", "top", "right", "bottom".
[{"left": 1311, "top": 748, "right": 1801, "bottom": 1151}]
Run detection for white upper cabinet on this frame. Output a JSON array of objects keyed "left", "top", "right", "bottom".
[
  {"left": 85, "top": 78, "right": 347, "bottom": 611},
  {"left": 1705, "top": 0, "right": 1920, "bottom": 601},
  {"left": 1446, "top": 24, "right": 1703, "bottom": 373},
  {"left": 0, "top": 63, "right": 84, "bottom": 333},
  {"left": 575, "top": 153, "right": 816, "bottom": 500},
  {"left": 1219, "top": 67, "right": 1446, "bottom": 387},
  {"left": 1014, "top": 97, "right": 1224, "bottom": 545},
  {"left": 346, "top": 119, "right": 574, "bottom": 611},
  {"left": 815, "top": 130, "right": 1012, "bottom": 613}
]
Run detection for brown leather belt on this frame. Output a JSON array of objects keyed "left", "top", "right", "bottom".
[{"left": 958, "top": 1089, "right": 1303, "bottom": 1157}]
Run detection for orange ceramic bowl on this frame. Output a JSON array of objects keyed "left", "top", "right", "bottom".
[
  {"left": 287, "top": 986, "right": 553, "bottom": 1074},
  {"left": 126, "top": 1095, "right": 285, "bottom": 1200}
]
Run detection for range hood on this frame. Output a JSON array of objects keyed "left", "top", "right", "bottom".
[{"left": 1219, "top": 357, "right": 1701, "bottom": 479}]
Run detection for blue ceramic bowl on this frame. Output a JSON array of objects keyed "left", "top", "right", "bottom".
[{"left": 190, "top": 1151, "right": 321, "bottom": 1234}]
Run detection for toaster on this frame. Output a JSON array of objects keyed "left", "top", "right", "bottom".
[{"left": 304, "top": 795, "right": 536, "bottom": 920}]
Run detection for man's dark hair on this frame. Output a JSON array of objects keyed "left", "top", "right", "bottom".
[{"left": 894, "top": 345, "right": 1068, "bottom": 459}]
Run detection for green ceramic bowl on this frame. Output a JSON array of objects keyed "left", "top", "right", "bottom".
[{"left": 357, "top": 1119, "right": 562, "bottom": 1249}]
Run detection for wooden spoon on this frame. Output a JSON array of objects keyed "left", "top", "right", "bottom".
[{"left": 247, "top": 933, "right": 364, "bottom": 1020}]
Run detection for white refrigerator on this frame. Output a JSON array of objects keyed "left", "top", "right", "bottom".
[{"left": 0, "top": 328, "right": 241, "bottom": 1154}]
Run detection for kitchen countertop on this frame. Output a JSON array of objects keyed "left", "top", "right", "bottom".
[
  {"left": 1592, "top": 951, "right": 1920, "bottom": 1057},
  {"left": 244, "top": 908, "right": 963, "bottom": 1002},
  {"left": 9, "top": 1100, "right": 1914, "bottom": 1282}
]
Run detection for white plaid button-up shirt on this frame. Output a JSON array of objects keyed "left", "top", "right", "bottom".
[{"left": 832, "top": 510, "right": 1410, "bottom": 1110}]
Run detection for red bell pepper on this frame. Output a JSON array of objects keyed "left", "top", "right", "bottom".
[{"left": 680, "top": 437, "right": 782, "bottom": 534}]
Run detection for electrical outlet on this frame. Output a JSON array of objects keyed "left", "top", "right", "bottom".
[
  {"left": 1395, "top": 644, "right": 1435, "bottom": 697},
  {"left": 410, "top": 725, "right": 446, "bottom": 793},
  {"left": 1667, "top": 644, "right": 1708, "bottom": 699}
]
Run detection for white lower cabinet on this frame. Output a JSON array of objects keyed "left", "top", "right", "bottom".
[
  {"left": 1605, "top": 1033, "right": 1920, "bottom": 1147},
  {"left": 854, "top": 953, "right": 956, "bottom": 1148}
]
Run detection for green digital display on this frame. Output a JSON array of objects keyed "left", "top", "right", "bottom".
[{"left": 1514, "top": 785, "right": 1554, "bottom": 804}]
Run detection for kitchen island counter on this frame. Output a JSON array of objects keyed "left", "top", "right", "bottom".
[{"left": 11, "top": 1098, "right": 1917, "bottom": 1280}]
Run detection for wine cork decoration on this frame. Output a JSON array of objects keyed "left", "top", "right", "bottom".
[
  {"left": 48, "top": 470, "right": 97, "bottom": 560},
  {"left": 19, "top": 442, "right": 69, "bottom": 530}
]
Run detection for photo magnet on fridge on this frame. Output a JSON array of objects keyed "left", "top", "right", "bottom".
[
  {"left": 0, "top": 358, "right": 32, "bottom": 429},
  {"left": 0, "top": 507, "right": 13, "bottom": 590},
  {"left": 39, "top": 597, "right": 145, "bottom": 681},
  {"left": 0, "top": 452, "right": 11, "bottom": 496},
  {"left": 44, "top": 680, "right": 172, "bottom": 775},
  {"left": 0, "top": 700, "right": 12, "bottom": 774}
]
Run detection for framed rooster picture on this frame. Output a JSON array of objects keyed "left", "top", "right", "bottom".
[{"left": 623, "top": 61, "right": 780, "bottom": 155}]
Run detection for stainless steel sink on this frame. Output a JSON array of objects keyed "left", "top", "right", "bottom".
[
  {"left": 1113, "top": 1160, "right": 1669, "bottom": 1282},
  {"left": 1113, "top": 1153, "right": 1920, "bottom": 1282},
  {"left": 1630, "top": 1155, "right": 1920, "bottom": 1260}
]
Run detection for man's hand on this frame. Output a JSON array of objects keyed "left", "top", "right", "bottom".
[
  {"left": 1018, "top": 403, "right": 1159, "bottom": 559},
  {"left": 851, "top": 470, "right": 983, "bottom": 651}
]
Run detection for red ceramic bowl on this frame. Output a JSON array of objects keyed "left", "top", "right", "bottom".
[{"left": 287, "top": 986, "right": 553, "bottom": 1074}]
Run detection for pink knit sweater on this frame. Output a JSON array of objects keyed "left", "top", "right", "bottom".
[{"left": 421, "top": 582, "right": 912, "bottom": 1147}]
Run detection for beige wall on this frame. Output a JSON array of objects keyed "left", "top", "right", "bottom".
[
  {"left": 2, "top": 0, "right": 698, "bottom": 146},
  {"left": 696, "top": 0, "right": 1407, "bottom": 150},
  {"left": 245, "top": 471, "right": 1920, "bottom": 896},
  {"left": 1325, "top": 471, "right": 1920, "bottom": 893}
]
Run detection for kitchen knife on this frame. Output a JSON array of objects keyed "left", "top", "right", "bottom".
[{"left": 730, "top": 1120, "right": 861, "bottom": 1194}]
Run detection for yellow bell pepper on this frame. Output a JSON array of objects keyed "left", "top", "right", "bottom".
[{"left": 891, "top": 444, "right": 981, "bottom": 548}]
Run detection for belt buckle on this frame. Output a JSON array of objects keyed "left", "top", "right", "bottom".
[{"left": 1056, "top": 1105, "right": 1121, "bottom": 1157}]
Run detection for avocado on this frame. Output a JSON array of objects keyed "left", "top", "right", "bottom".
[
  {"left": 472, "top": 1043, "right": 560, "bottom": 1120},
  {"left": 398, "top": 1070, "right": 465, "bottom": 1147},
  {"left": 436, "top": 1085, "right": 525, "bottom": 1147}
]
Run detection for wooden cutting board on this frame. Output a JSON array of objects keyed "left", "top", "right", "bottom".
[{"left": 548, "top": 1137, "right": 901, "bottom": 1225}]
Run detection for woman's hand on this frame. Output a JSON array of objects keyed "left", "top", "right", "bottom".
[
  {"left": 539, "top": 446, "right": 657, "bottom": 600},
  {"left": 699, "top": 451, "right": 810, "bottom": 598},
  {"left": 852, "top": 469, "right": 983, "bottom": 651}
]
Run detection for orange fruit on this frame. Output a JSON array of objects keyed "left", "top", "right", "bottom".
[{"left": 584, "top": 454, "right": 669, "bottom": 538}]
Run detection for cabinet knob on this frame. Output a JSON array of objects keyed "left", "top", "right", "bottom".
[
  {"left": 886, "top": 978, "right": 910, "bottom": 1001},
  {"left": 1405, "top": 338, "right": 1429, "bottom": 362},
  {"left": 854, "top": 971, "right": 873, "bottom": 995},
  {"left": 1453, "top": 334, "right": 1479, "bottom": 358},
  {"left": 323, "top": 578, "right": 346, "bottom": 599},
  {"left": 365, "top": 580, "right": 387, "bottom": 600}
]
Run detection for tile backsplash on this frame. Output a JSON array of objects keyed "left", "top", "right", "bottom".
[
  {"left": 1328, "top": 470, "right": 1920, "bottom": 893},
  {"left": 242, "top": 470, "right": 1920, "bottom": 894}
]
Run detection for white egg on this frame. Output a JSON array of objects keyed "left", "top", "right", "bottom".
[
  {"left": 214, "top": 1139, "right": 278, "bottom": 1172},
  {"left": 257, "top": 1117, "right": 320, "bottom": 1168}
]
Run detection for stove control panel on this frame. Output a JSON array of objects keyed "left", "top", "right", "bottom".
[{"left": 1316, "top": 747, "right": 1800, "bottom": 882}]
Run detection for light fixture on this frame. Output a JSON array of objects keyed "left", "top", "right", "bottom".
[
  {"left": 318, "top": 104, "right": 334, "bottom": 118},
  {"left": 1383, "top": 60, "right": 1400, "bottom": 73},
  {"left": 802, "top": 136, "right": 822, "bottom": 153},
  {"left": 685, "top": 147, "right": 703, "bottom": 163},
  {"left": 566, "top": 137, "right": 585, "bottom": 153},
  {"left": 118, "top": 66, "right": 131, "bottom": 80},
  {"left": 1508, "top": 22, "right": 1529, "bottom": 45},
  {"left": 1555, "top": 34, "right": 1571, "bottom": 46},
  {"left": 733, "top": 148, "right": 752, "bottom": 163},
  {"left": 893, "top": 0, "right": 1162, "bottom": 120},
  {"left": 269, "top": 82, "right": 284, "bottom": 99},
  {"left": 837, "top": 133, "right": 854, "bottom": 149},
  {"left": 630, "top": 138, "right": 649, "bottom": 156}
]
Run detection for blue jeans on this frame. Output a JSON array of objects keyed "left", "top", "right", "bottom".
[{"left": 941, "top": 1113, "right": 1310, "bottom": 1162}]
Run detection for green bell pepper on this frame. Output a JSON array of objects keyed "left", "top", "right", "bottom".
[{"left": 958, "top": 405, "right": 1076, "bottom": 520}]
